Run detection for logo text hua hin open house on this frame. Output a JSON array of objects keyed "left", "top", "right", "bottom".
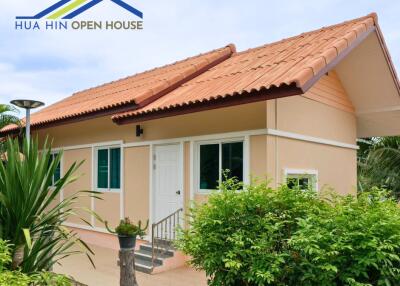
[{"left": 15, "top": 0, "right": 144, "bottom": 31}]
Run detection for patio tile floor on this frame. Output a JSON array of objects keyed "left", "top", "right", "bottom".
[{"left": 54, "top": 244, "right": 207, "bottom": 286}]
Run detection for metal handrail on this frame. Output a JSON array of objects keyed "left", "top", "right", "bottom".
[{"left": 151, "top": 208, "right": 183, "bottom": 269}]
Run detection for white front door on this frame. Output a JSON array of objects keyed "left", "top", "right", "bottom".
[{"left": 153, "top": 144, "right": 183, "bottom": 222}]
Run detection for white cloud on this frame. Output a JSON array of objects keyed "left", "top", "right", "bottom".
[{"left": 0, "top": 0, "right": 399, "bottom": 111}]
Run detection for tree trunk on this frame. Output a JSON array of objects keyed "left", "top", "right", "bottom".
[
  {"left": 12, "top": 245, "right": 24, "bottom": 270},
  {"left": 119, "top": 248, "right": 138, "bottom": 286}
]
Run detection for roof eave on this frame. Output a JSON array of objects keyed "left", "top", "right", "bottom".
[
  {"left": 113, "top": 83, "right": 303, "bottom": 125},
  {"left": 0, "top": 102, "right": 139, "bottom": 137}
]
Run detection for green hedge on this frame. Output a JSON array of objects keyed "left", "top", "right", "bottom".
[{"left": 178, "top": 179, "right": 400, "bottom": 286}]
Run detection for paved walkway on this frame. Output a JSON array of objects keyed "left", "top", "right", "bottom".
[{"left": 54, "top": 244, "right": 207, "bottom": 286}]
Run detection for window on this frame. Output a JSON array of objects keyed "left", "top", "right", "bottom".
[
  {"left": 49, "top": 152, "right": 61, "bottom": 186},
  {"left": 198, "top": 141, "right": 244, "bottom": 191},
  {"left": 96, "top": 147, "right": 121, "bottom": 191},
  {"left": 284, "top": 169, "right": 318, "bottom": 191}
]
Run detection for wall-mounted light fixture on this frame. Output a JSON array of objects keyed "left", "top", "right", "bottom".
[{"left": 136, "top": 125, "right": 144, "bottom": 137}]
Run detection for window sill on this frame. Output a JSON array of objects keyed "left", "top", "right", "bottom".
[
  {"left": 196, "top": 189, "right": 219, "bottom": 195},
  {"left": 95, "top": 188, "right": 121, "bottom": 193}
]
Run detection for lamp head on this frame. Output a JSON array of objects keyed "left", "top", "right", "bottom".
[{"left": 10, "top": 99, "right": 44, "bottom": 109}]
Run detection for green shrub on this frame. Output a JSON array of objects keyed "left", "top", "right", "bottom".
[
  {"left": 0, "top": 239, "right": 71, "bottom": 286},
  {"left": 0, "top": 137, "right": 100, "bottom": 273},
  {"left": 30, "top": 271, "right": 72, "bottom": 286},
  {"left": 0, "top": 239, "right": 11, "bottom": 271},
  {"left": 178, "top": 178, "right": 400, "bottom": 286},
  {"left": 0, "top": 270, "right": 31, "bottom": 286}
]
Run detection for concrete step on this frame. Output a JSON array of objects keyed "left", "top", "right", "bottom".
[
  {"left": 135, "top": 243, "right": 176, "bottom": 274},
  {"left": 134, "top": 257, "right": 154, "bottom": 274},
  {"left": 134, "top": 249, "right": 164, "bottom": 265},
  {"left": 139, "top": 243, "right": 174, "bottom": 257}
]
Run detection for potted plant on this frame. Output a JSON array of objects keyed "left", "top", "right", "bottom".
[{"left": 106, "top": 218, "right": 149, "bottom": 249}]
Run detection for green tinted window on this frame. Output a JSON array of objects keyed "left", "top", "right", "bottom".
[
  {"left": 199, "top": 144, "right": 219, "bottom": 190},
  {"left": 110, "top": 148, "right": 121, "bottom": 189},
  {"left": 54, "top": 160, "right": 61, "bottom": 183},
  {"left": 222, "top": 142, "right": 243, "bottom": 181},
  {"left": 97, "top": 149, "right": 109, "bottom": 189},
  {"left": 49, "top": 153, "right": 61, "bottom": 186}
]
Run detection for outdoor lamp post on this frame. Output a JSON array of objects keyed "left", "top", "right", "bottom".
[{"left": 10, "top": 99, "right": 44, "bottom": 141}]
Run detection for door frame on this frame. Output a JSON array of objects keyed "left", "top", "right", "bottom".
[{"left": 149, "top": 141, "right": 184, "bottom": 235}]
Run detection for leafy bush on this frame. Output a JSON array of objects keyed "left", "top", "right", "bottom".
[
  {"left": 0, "top": 239, "right": 11, "bottom": 271},
  {"left": 30, "top": 271, "right": 72, "bottom": 286},
  {"left": 0, "top": 137, "right": 100, "bottom": 273},
  {"left": 178, "top": 178, "right": 400, "bottom": 286},
  {"left": 0, "top": 270, "right": 72, "bottom": 286},
  {"left": 0, "top": 270, "right": 31, "bottom": 286}
]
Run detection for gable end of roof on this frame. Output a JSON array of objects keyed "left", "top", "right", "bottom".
[{"left": 112, "top": 13, "right": 383, "bottom": 124}]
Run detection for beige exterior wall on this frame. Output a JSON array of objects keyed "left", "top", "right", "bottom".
[
  {"left": 273, "top": 137, "right": 357, "bottom": 195},
  {"left": 276, "top": 95, "right": 356, "bottom": 144},
  {"left": 124, "top": 146, "right": 150, "bottom": 224},
  {"left": 36, "top": 101, "right": 266, "bottom": 148},
  {"left": 94, "top": 192, "right": 120, "bottom": 228},
  {"left": 249, "top": 135, "right": 267, "bottom": 180},
  {"left": 63, "top": 148, "right": 92, "bottom": 225},
  {"left": 35, "top": 71, "right": 359, "bottom": 235}
]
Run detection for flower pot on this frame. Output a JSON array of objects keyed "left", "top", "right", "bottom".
[{"left": 118, "top": 235, "right": 136, "bottom": 249}]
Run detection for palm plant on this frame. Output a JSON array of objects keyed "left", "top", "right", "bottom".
[
  {"left": 358, "top": 136, "right": 400, "bottom": 199},
  {"left": 0, "top": 104, "right": 20, "bottom": 130},
  {"left": 0, "top": 104, "right": 21, "bottom": 153},
  {"left": 0, "top": 137, "right": 101, "bottom": 273}
]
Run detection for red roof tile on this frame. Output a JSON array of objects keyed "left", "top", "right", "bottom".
[
  {"left": 2, "top": 44, "right": 235, "bottom": 132},
  {"left": 2, "top": 13, "right": 387, "bottom": 132},
  {"left": 113, "top": 13, "right": 377, "bottom": 123}
]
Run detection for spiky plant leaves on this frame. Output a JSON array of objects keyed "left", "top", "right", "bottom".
[{"left": 0, "top": 136, "right": 101, "bottom": 273}]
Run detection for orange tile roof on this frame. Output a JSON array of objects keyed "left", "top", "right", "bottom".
[
  {"left": 2, "top": 44, "right": 235, "bottom": 132},
  {"left": 2, "top": 13, "right": 388, "bottom": 133},
  {"left": 113, "top": 13, "right": 377, "bottom": 123}
]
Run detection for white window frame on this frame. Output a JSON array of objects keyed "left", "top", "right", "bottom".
[
  {"left": 283, "top": 168, "right": 319, "bottom": 191},
  {"left": 194, "top": 137, "right": 247, "bottom": 194},
  {"left": 94, "top": 145, "right": 122, "bottom": 193}
]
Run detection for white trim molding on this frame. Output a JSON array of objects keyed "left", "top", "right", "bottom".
[
  {"left": 50, "top": 128, "right": 357, "bottom": 153},
  {"left": 189, "top": 140, "right": 195, "bottom": 202},
  {"left": 120, "top": 144, "right": 125, "bottom": 220},
  {"left": 356, "top": 105, "right": 400, "bottom": 115},
  {"left": 148, "top": 144, "right": 154, "bottom": 238},
  {"left": 266, "top": 129, "right": 359, "bottom": 150},
  {"left": 52, "top": 140, "right": 124, "bottom": 152},
  {"left": 64, "top": 222, "right": 111, "bottom": 235}
]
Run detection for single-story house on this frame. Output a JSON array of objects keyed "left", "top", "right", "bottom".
[{"left": 2, "top": 13, "right": 400, "bottom": 273}]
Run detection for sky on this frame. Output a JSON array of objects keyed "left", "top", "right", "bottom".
[{"left": 1, "top": 0, "right": 400, "bottom": 115}]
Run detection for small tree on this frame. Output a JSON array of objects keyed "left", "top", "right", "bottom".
[
  {"left": 0, "top": 104, "right": 21, "bottom": 153},
  {"left": 178, "top": 178, "right": 400, "bottom": 285}
]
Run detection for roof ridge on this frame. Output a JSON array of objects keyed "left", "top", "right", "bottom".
[
  {"left": 33, "top": 44, "right": 236, "bottom": 115},
  {"left": 72, "top": 44, "right": 236, "bottom": 96},
  {"left": 111, "top": 13, "right": 381, "bottom": 124},
  {"left": 234, "top": 13, "right": 377, "bottom": 57}
]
